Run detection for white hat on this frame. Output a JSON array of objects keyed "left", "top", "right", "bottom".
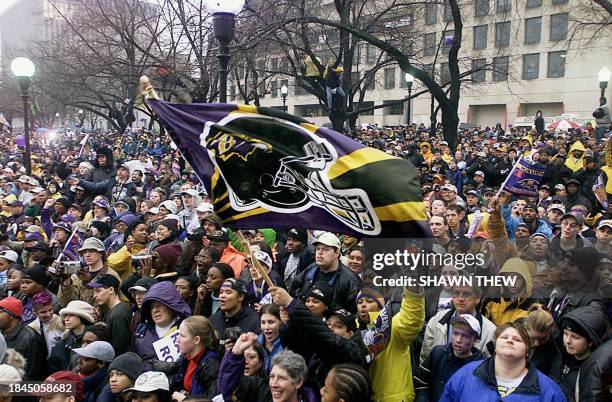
[
  {"left": 18, "top": 175, "right": 30, "bottom": 183},
  {"left": 313, "top": 232, "right": 341, "bottom": 249},
  {"left": 474, "top": 170, "right": 484, "bottom": 177},
  {"left": 28, "top": 177, "right": 40, "bottom": 186},
  {"left": 30, "top": 186, "right": 44, "bottom": 194},
  {"left": 0, "top": 364, "right": 21, "bottom": 382},
  {"left": 252, "top": 250, "right": 272, "bottom": 270},
  {"left": 0, "top": 250, "right": 18, "bottom": 263},
  {"left": 450, "top": 314, "right": 481, "bottom": 338},
  {"left": 181, "top": 189, "right": 199, "bottom": 198},
  {"left": 196, "top": 202, "right": 214, "bottom": 213},
  {"left": 125, "top": 371, "right": 170, "bottom": 393},
  {"left": 72, "top": 341, "right": 115, "bottom": 363},
  {"left": 441, "top": 183, "right": 457, "bottom": 193},
  {"left": 79, "top": 161, "right": 94, "bottom": 171},
  {"left": 78, "top": 237, "right": 106, "bottom": 253},
  {"left": 159, "top": 200, "right": 177, "bottom": 215},
  {"left": 597, "top": 219, "right": 612, "bottom": 230},
  {"left": 59, "top": 300, "right": 95, "bottom": 324},
  {"left": 146, "top": 207, "right": 160, "bottom": 215}
]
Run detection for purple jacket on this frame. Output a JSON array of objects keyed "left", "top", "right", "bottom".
[{"left": 132, "top": 281, "right": 191, "bottom": 371}]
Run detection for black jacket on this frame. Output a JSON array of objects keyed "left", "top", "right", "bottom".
[
  {"left": 290, "top": 262, "right": 362, "bottom": 313},
  {"left": 578, "top": 338, "right": 612, "bottom": 402},
  {"left": 530, "top": 337, "right": 563, "bottom": 381},
  {"left": 414, "top": 343, "right": 483, "bottom": 402},
  {"left": 79, "top": 177, "right": 137, "bottom": 203},
  {"left": 276, "top": 246, "right": 315, "bottom": 283},
  {"left": 3, "top": 321, "right": 48, "bottom": 380},
  {"left": 209, "top": 306, "right": 261, "bottom": 337},
  {"left": 92, "top": 147, "right": 116, "bottom": 182},
  {"left": 49, "top": 330, "right": 84, "bottom": 373},
  {"left": 171, "top": 350, "right": 220, "bottom": 398}
]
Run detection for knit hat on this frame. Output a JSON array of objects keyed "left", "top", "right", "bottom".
[
  {"left": 59, "top": 300, "right": 95, "bottom": 324},
  {"left": 305, "top": 281, "right": 333, "bottom": 307},
  {"left": 157, "top": 218, "right": 179, "bottom": 233},
  {"left": 0, "top": 364, "right": 21, "bottom": 382},
  {"left": 356, "top": 288, "right": 385, "bottom": 310},
  {"left": 567, "top": 247, "right": 602, "bottom": 281},
  {"left": 159, "top": 200, "right": 177, "bottom": 215},
  {"left": 154, "top": 243, "right": 182, "bottom": 267},
  {"left": 109, "top": 352, "right": 143, "bottom": 381},
  {"left": 0, "top": 297, "right": 23, "bottom": 318},
  {"left": 43, "top": 371, "right": 84, "bottom": 401},
  {"left": 24, "top": 264, "right": 52, "bottom": 287},
  {"left": 286, "top": 228, "right": 308, "bottom": 244}
]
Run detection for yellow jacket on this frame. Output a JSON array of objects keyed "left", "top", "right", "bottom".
[
  {"left": 370, "top": 289, "right": 425, "bottom": 402},
  {"left": 485, "top": 257, "right": 533, "bottom": 325},
  {"left": 107, "top": 244, "right": 145, "bottom": 283},
  {"left": 564, "top": 141, "right": 586, "bottom": 172}
]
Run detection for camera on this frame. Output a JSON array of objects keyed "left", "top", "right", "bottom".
[
  {"left": 220, "top": 327, "right": 242, "bottom": 345},
  {"left": 48, "top": 260, "right": 82, "bottom": 275},
  {"left": 131, "top": 254, "right": 152, "bottom": 271}
]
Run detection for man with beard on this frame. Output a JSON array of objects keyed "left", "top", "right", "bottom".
[
  {"left": 277, "top": 228, "right": 315, "bottom": 289},
  {"left": 503, "top": 200, "right": 552, "bottom": 241}
]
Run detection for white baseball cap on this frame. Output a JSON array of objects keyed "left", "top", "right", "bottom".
[
  {"left": 450, "top": 314, "right": 481, "bottom": 338},
  {"left": 313, "top": 232, "right": 341, "bottom": 249},
  {"left": 125, "top": 371, "right": 170, "bottom": 393},
  {"left": 0, "top": 250, "right": 19, "bottom": 263},
  {"left": 196, "top": 202, "right": 214, "bottom": 213}
]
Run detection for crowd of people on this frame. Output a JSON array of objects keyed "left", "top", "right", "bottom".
[{"left": 0, "top": 114, "right": 610, "bottom": 402}]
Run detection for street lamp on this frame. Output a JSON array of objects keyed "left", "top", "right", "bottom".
[
  {"left": 598, "top": 66, "right": 610, "bottom": 99},
  {"left": 205, "top": 0, "right": 245, "bottom": 103},
  {"left": 77, "top": 109, "right": 84, "bottom": 127},
  {"left": 404, "top": 72, "right": 414, "bottom": 125},
  {"left": 280, "top": 84, "right": 288, "bottom": 112},
  {"left": 11, "top": 57, "right": 35, "bottom": 175}
]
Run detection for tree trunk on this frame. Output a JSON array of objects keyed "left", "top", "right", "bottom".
[
  {"left": 329, "top": 109, "right": 346, "bottom": 132},
  {"left": 441, "top": 110, "right": 459, "bottom": 152}
]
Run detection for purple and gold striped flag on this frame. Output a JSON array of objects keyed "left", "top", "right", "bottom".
[{"left": 148, "top": 100, "right": 430, "bottom": 237}]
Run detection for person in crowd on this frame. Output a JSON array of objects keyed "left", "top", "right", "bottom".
[
  {"left": 257, "top": 303, "right": 284, "bottom": 375},
  {"left": 0, "top": 250, "right": 17, "bottom": 285},
  {"left": 421, "top": 284, "right": 496, "bottom": 364},
  {"left": 174, "top": 276, "right": 197, "bottom": 309},
  {"left": 88, "top": 274, "right": 131, "bottom": 355},
  {"left": 277, "top": 228, "right": 314, "bottom": 288},
  {"left": 246, "top": 250, "right": 284, "bottom": 309},
  {"left": 440, "top": 321, "right": 566, "bottom": 401},
  {"left": 38, "top": 371, "right": 85, "bottom": 402},
  {"left": 193, "top": 262, "right": 234, "bottom": 317},
  {"left": 319, "top": 363, "right": 372, "bottom": 402},
  {"left": 206, "top": 229, "right": 248, "bottom": 278},
  {"left": 18, "top": 264, "right": 57, "bottom": 323},
  {"left": 50, "top": 300, "right": 95, "bottom": 372},
  {"left": 28, "top": 291, "right": 64, "bottom": 358},
  {"left": 107, "top": 220, "right": 150, "bottom": 283},
  {"left": 123, "top": 371, "right": 174, "bottom": 402},
  {"left": 304, "top": 281, "right": 333, "bottom": 319},
  {"left": 171, "top": 316, "right": 220, "bottom": 400},
  {"left": 524, "top": 304, "right": 562, "bottom": 380},
  {"left": 291, "top": 232, "right": 362, "bottom": 313},
  {"left": 484, "top": 257, "right": 534, "bottom": 325},
  {"left": 414, "top": 314, "right": 484, "bottom": 402},
  {"left": 73, "top": 341, "right": 115, "bottom": 402},
  {"left": 209, "top": 278, "right": 260, "bottom": 336}
]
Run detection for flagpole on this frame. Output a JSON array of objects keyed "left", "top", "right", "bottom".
[
  {"left": 49, "top": 227, "right": 80, "bottom": 273},
  {"left": 495, "top": 155, "right": 523, "bottom": 199}
]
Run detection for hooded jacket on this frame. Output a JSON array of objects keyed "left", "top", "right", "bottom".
[
  {"left": 577, "top": 338, "right": 612, "bottom": 402},
  {"left": 133, "top": 281, "right": 191, "bottom": 371},
  {"left": 3, "top": 320, "right": 48, "bottom": 380},
  {"left": 420, "top": 143, "right": 434, "bottom": 165},
  {"left": 209, "top": 304, "right": 260, "bottom": 336},
  {"left": 439, "top": 358, "right": 566, "bottom": 402},
  {"left": 564, "top": 141, "right": 586, "bottom": 172},
  {"left": 92, "top": 147, "right": 116, "bottom": 182},
  {"left": 177, "top": 192, "right": 202, "bottom": 233},
  {"left": 485, "top": 257, "right": 533, "bottom": 325}
]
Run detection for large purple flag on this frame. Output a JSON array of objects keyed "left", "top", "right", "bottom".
[
  {"left": 501, "top": 157, "right": 546, "bottom": 197},
  {"left": 147, "top": 100, "right": 430, "bottom": 237}
]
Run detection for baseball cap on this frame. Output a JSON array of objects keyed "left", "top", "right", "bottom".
[
  {"left": 252, "top": 250, "right": 273, "bottom": 270},
  {"left": 324, "top": 309, "right": 357, "bottom": 333},
  {"left": 306, "top": 282, "right": 333, "bottom": 306},
  {"left": 441, "top": 184, "right": 457, "bottom": 193},
  {"left": 9, "top": 200, "right": 23, "bottom": 207},
  {"left": 221, "top": 278, "right": 248, "bottom": 294},
  {"left": 467, "top": 190, "right": 479, "bottom": 197},
  {"left": 474, "top": 170, "right": 484, "bottom": 177},
  {"left": 128, "top": 276, "right": 158, "bottom": 293},
  {"left": 313, "top": 232, "right": 341, "bottom": 249},
  {"left": 555, "top": 184, "right": 566, "bottom": 190},
  {"left": 43, "top": 371, "right": 84, "bottom": 401},
  {"left": 0, "top": 250, "right": 18, "bottom": 263},
  {"left": 0, "top": 297, "right": 23, "bottom": 318},
  {"left": 73, "top": 341, "right": 115, "bottom": 363},
  {"left": 181, "top": 189, "right": 199, "bottom": 198},
  {"left": 450, "top": 314, "right": 481, "bottom": 338},
  {"left": 477, "top": 151, "right": 486, "bottom": 158},
  {"left": 124, "top": 371, "right": 170, "bottom": 393},
  {"left": 208, "top": 229, "right": 229, "bottom": 242},
  {"left": 287, "top": 228, "right": 308, "bottom": 244},
  {"left": 547, "top": 204, "right": 566, "bottom": 213},
  {"left": 17, "top": 175, "right": 30, "bottom": 183},
  {"left": 561, "top": 212, "right": 584, "bottom": 227},
  {"left": 597, "top": 219, "right": 612, "bottom": 230},
  {"left": 196, "top": 202, "right": 214, "bottom": 213},
  {"left": 86, "top": 274, "right": 120, "bottom": 291},
  {"left": 146, "top": 207, "right": 160, "bottom": 215},
  {"left": 483, "top": 187, "right": 495, "bottom": 195}
]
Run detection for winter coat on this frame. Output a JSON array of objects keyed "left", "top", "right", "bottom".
[
  {"left": 439, "top": 358, "right": 566, "bottom": 402},
  {"left": 28, "top": 314, "right": 64, "bottom": 357},
  {"left": 290, "top": 262, "right": 362, "bottom": 313},
  {"left": 220, "top": 243, "right": 248, "bottom": 278},
  {"left": 106, "top": 243, "right": 146, "bottom": 283},
  {"left": 414, "top": 344, "right": 483, "bottom": 402},
  {"left": 48, "top": 330, "right": 85, "bottom": 373},
  {"left": 58, "top": 266, "right": 121, "bottom": 308},
  {"left": 563, "top": 191, "right": 592, "bottom": 212},
  {"left": 133, "top": 281, "right": 191, "bottom": 371},
  {"left": 502, "top": 205, "right": 553, "bottom": 240},
  {"left": 530, "top": 337, "right": 563, "bottom": 381},
  {"left": 209, "top": 305, "right": 261, "bottom": 337},
  {"left": 420, "top": 308, "right": 496, "bottom": 365},
  {"left": 78, "top": 177, "right": 137, "bottom": 204},
  {"left": 218, "top": 352, "right": 319, "bottom": 402},
  {"left": 171, "top": 350, "right": 220, "bottom": 398},
  {"left": 3, "top": 321, "right": 48, "bottom": 380},
  {"left": 92, "top": 147, "right": 116, "bottom": 182},
  {"left": 577, "top": 339, "right": 612, "bottom": 402},
  {"left": 82, "top": 366, "right": 114, "bottom": 402},
  {"left": 485, "top": 257, "right": 534, "bottom": 325},
  {"left": 276, "top": 245, "right": 315, "bottom": 284},
  {"left": 369, "top": 289, "right": 425, "bottom": 402},
  {"left": 245, "top": 270, "right": 284, "bottom": 308},
  {"left": 564, "top": 142, "right": 586, "bottom": 172}
]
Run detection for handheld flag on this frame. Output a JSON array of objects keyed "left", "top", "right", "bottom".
[
  {"left": 146, "top": 99, "right": 429, "bottom": 237},
  {"left": 62, "top": 228, "right": 85, "bottom": 261},
  {"left": 499, "top": 156, "right": 545, "bottom": 197},
  {"left": 593, "top": 173, "right": 608, "bottom": 210}
]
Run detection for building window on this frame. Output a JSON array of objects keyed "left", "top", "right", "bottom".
[
  {"left": 495, "top": 21, "right": 511, "bottom": 47},
  {"left": 522, "top": 53, "right": 539, "bottom": 79},
  {"left": 493, "top": 56, "right": 509, "bottom": 81},
  {"left": 524, "top": 17, "right": 541, "bottom": 44},
  {"left": 400, "top": 72, "right": 410, "bottom": 88},
  {"left": 424, "top": 32, "right": 437, "bottom": 56},
  {"left": 551, "top": 0, "right": 568, "bottom": 3},
  {"left": 271, "top": 58, "right": 279, "bottom": 71},
  {"left": 444, "top": 1, "right": 453, "bottom": 22},
  {"left": 383, "top": 100, "right": 404, "bottom": 115},
  {"left": 279, "top": 59, "right": 289, "bottom": 73},
  {"left": 547, "top": 51, "right": 566, "bottom": 78},
  {"left": 550, "top": 13, "right": 568, "bottom": 41},
  {"left": 366, "top": 44, "right": 377, "bottom": 63},
  {"left": 425, "top": 2, "right": 437, "bottom": 25},
  {"left": 384, "top": 68, "right": 396, "bottom": 89},
  {"left": 475, "top": 0, "right": 489, "bottom": 16},
  {"left": 271, "top": 81, "right": 278, "bottom": 98},
  {"left": 496, "top": 0, "right": 511, "bottom": 13},
  {"left": 355, "top": 101, "right": 375, "bottom": 115},
  {"left": 526, "top": 0, "right": 541, "bottom": 7},
  {"left": 440, "top": 62, "right": 450, "bottom": 84},
  {"left": 472, "top": 59, "right": 487, "bottom": 82},
  {"left": 473, "top": 25, "right": 488, "bottom": 50}
]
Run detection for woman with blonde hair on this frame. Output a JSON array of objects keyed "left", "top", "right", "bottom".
[
  {"left": 171, "top": 316, "right": 220, "bottom": 401},
  {"left": 524, "top": 303, "right": 562, "bottom": 380}
]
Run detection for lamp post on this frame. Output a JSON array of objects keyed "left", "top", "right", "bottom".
[
  {"left": 11, "top": 57, "right": 35, "bottom": 175},
  {"left": 205, "top": 0, "right": 245, "bottom": 103},
  {"left": 598, "top": 67, "right": 610, "bottom": 99},
  {"left": 280, "top": 84, "right": 288, "bottom": 112},
  {"left": 403, "top": 73, "right": 414, "bottom": 125},
  {"left": 77, "top": 109, "right": 84, "bottom": 127}
]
